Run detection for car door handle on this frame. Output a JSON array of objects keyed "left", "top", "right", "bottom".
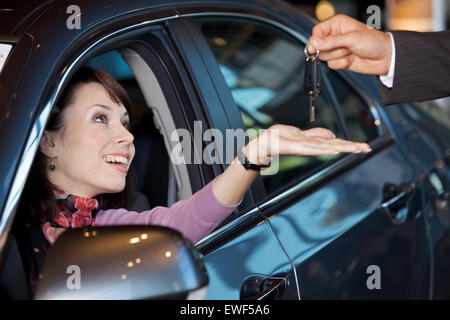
[
  {"left": 240, "top": 274, "right": 287, "bottom": 300},
  {"left": 381, "top": 182, "right": 416, "bottom": 225}
]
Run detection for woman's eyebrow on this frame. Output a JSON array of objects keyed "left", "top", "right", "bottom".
[{"left": 92, "top": 104, "right": 129, "bottom": 118}]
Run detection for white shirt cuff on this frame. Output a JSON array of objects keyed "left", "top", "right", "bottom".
[{"left": 379, "top": 32, "right": 395, "bottom": 88}]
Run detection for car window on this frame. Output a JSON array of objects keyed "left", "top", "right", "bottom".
[
  {"left": 194, "top": 17, "right": 345, "bottom": 195},
  {"left": 324, "top": 69, "right": 379, "bottom": 142},
  {"left": 86, "top": 49, "right": 170, "bottom": 211}
]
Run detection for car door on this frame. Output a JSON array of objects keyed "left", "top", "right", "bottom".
[
  {"left": 164, "top": 17, "right": 297, "bottom": 300},
  {"left": 393, "top": 100, "right": 450, "bottom": 299},
  {"left": 187, "top": 13, "right": 432, "bottom": 299},
  {"left": 0, "top": 2, "right": 290, "bottom": 300}
]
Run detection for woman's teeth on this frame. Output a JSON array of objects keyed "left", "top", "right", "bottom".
[{"left": 104, "top": 155, "right": 128, "bottom": 166}]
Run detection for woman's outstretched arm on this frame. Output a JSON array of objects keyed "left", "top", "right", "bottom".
[
  {"left": 212, "top": 124, "right": 371, "bottom": 206},
  {"left": 96, "top": 124, "right": 370, "bottom": 243}
]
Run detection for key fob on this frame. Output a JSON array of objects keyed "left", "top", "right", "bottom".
[{"left": 304, "top": 57, "right": 321, "bottom": 97}]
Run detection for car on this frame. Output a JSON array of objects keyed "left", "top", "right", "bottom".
[{"left": 0, "top": 0, "right": 449, "bottom": 300}]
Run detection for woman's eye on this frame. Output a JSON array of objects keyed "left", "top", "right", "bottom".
[
  {"left": 94, "top": 114, "right": 130, "bottom": 130},
  {"left": 95, "top": 114, "right": 108, "bottom": 123}
]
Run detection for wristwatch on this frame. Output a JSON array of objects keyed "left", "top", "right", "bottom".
[{"left": 237, "top": 149, "right": 271, "bottom": 171}]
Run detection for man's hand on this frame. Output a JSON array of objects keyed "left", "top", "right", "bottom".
[{"left": 307, "top": 14, "right": 393, "bottom": 75}]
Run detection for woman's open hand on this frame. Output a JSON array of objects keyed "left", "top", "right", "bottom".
[
  {"left": 214, "top": 124, "right": 371, "bottom": 206},
  {"left": 243, "top": 124, "right": 371, "bottom": 164}
]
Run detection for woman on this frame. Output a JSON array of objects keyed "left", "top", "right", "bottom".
[{"left": 16, "top": 67, "right": 371, "bottom": 294}]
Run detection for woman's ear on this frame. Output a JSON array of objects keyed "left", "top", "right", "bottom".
[{"left": 39, "top": 130, "right": 58, "bottom": 158}]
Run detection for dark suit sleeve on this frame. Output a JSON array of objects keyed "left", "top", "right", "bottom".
[{"left": 377, "top": 30, "right": 450, "bottom": 105}]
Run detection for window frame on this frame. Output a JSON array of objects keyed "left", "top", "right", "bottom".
[
  {"left": 322, "top": 68, "right": 385, "bottom": 140},
  {"left": 179, "top": 12, "right": 395, "bottom": 251},
  {"left": 0, "top": 14, "right": 186, "bottom": 256}
]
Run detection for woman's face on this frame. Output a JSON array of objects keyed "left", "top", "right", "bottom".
[{"left": 45, "top": 82, "right": 135, "bottom": 198}]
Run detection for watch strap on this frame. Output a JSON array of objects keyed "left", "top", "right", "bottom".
[{"left": 237, "top": 149, "right": 271, "bottom": 171}]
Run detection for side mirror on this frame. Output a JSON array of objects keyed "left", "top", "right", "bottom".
[{"left": 34, "top": 226, "right": 208, "bottom": 300}]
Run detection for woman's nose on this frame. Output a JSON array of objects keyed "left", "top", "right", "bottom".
[{"left": 115, "top": 123, "right": 134, "bottom": 144}]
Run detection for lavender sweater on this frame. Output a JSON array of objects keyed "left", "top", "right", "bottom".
[{"left": 95, "top": 177, "right": 243, "bottom": 243}]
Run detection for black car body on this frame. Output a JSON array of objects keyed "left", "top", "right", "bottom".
[{"left": 0, "top": 0, "right": 449, "bottom": 299}]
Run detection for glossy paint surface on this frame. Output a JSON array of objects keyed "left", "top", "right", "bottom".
[
  {"left": 266, "top": 146, "right": 429, "bottom": 299},
  {"left": 203, "top": 220, "right": 291, "bottom": 299}
]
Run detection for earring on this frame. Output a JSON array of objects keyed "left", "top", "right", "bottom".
[{"left": 49, "top": 157, "right": 56, "bottom": 171}]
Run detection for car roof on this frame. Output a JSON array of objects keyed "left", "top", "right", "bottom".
[
  {"left": 0, "top": 0, "right": 55, "bottom": 37},
  {"left": 0, "top": 0, "right": 302, "bottom": 38}
]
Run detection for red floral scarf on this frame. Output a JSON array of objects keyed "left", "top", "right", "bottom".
[{"left": 42, "top": 190, "right": 99, "bottom": 245}]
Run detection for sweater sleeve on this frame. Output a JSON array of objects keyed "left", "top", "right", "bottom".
[{"left": 94, "top": 176, "right": 243, "bottom": 244}]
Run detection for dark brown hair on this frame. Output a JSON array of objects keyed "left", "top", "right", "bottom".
[{"left": 19, "top": 67, "right": 137, "bottom": 224}]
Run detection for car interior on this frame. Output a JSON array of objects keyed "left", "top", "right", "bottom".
[
  {"left": 85, "top": 48, "right": 193, "bottom": 210},
  {"left": 0, "top": 45, "right": 198, "bottom": 299}
]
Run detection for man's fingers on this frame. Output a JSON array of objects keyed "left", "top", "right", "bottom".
[
  {"left": 311, "top": 14, "right": 367, "bottom": 38},
  {"left": 318, "top": 48, "right": 351, "bottom": 61},
  {"left": 311, "top": 18, "right": 333, "bottom": 39},
  {"left": 310, "top": 33, "right": 357, "bottom": 52},
  {"left": 326, "top": 55, "right": 385, "bottom": 75},
  {"left": 307, "top": 43, "right": 318, "bottom": 55},
  {"left": 326, "top": 55, "right": 354, "bottom": 70}
]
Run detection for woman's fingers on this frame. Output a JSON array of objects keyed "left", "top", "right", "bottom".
[
  {"left": 282, "top": 139, "right": 340, "bottom": 156},
  {"left": 327, "top": 137, "right": 371, "bottom": 152},
  {"left": 265, "top": 124, "right": 371, "bottom": 157},
  {"left": 278, "top": 136, "right": 371, "bottom": 157},
  {"left": 268, "top": 124, "right": 335, "bottom": 140},
  {"left": 301, "top": 127, "right": 335, "bottom": 139}
]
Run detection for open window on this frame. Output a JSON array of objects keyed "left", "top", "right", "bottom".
[
  {"left": 79, "top": 33, "right": 205, "bottom": 209},
  {"left": 8, "top": 28, "right": 203, "bottom": 299},
  {"left": 84, "top": 47, "right": 192, "bottom": 210}
]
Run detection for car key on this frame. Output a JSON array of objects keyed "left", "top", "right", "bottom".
[{"left": 304, "top": 44, "right": 321, "bottom": 122}]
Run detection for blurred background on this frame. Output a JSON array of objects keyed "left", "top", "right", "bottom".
[{"left": 286, "top": 0, "right": 450, "bottom": 31}]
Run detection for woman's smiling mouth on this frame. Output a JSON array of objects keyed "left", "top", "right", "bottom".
[
  {"left": 105, "top": 162, "right": 128, "bottom": 173},
  {"left": 103, "top": 154, "right": 130, "bottom": 173}
]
